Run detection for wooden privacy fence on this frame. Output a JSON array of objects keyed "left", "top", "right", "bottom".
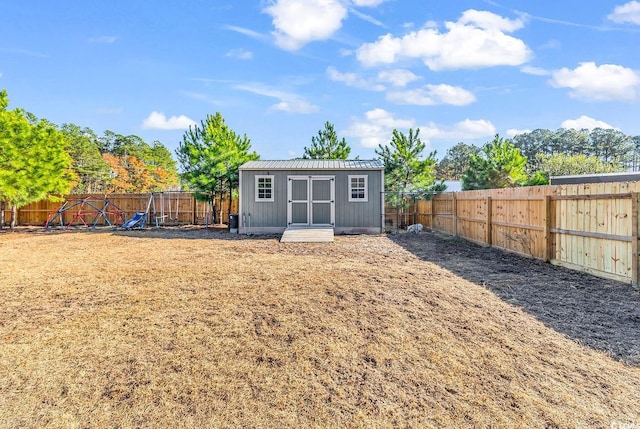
[
  {"left": 385, "top": 183, "right": 640, "bottom": 287},
  {"left": 4, "top": 192, "right": 238, "bottom": 227},
  {"left": 6, "top": 183, "right": 640, "bottom": 285}
]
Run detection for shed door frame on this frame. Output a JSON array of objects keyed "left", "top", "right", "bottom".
[{"left": 287, "top": 175, "right": 335, "bottom": 227}]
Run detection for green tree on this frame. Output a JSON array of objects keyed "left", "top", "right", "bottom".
[
  {"left": 146, "top": 141, "right": 179, "bottom": 190},
  {"left": 511, "top": 129, "right": 555, "bottom": 173},
  {"left": 462, "top": 135, "right": 528, "bottom": 190},
  {"left": 536, "top": 153, "right": 623, "bottom": 179},
  {"left": 303, "top": 121, "right": 351, "bottom": 159},
  {"left": 552, "top": 128, "right": 590, "bottom": 156},
  {"left": 98, "top": 130, "right": 131, "bottom": 154},
  {"left": 0, "top": 90, "right": 74, "bottom": 228},
  {"left": 375, "top": 128, "right": 443, "bottom": 194},
  {"left": 177, "top": 113, "right": 258, "bottom": 223},
  {"left": 376, "top": 128, "right": 444, "bottom": 226},
  {"left": 59, "top": 123, "right": 111, "bottom": 193},
  {"left": 148, "top": 141, "right": 178, "bottom": 171},
  {"left": 436, "top": 142, "right": 481, "bottom": 180},
  {"left": 512, "top": 127, "right": 637, "bottom": 173},
  {"left": 589, "top": 128, "right": 633, "bottom": 164}
]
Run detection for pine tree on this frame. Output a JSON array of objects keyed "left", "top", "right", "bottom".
[
  {"left": 375, "top": 128, "right": 440, "bottom": 193},
  {"left": 303, "top": 121, "right": 351, "bottom": 159},
  {"left": 176, "top": 113, "right": 258, "bottom": 223},
  {"left": 462, "top": 135, "right": 528, "bottom": 190}
]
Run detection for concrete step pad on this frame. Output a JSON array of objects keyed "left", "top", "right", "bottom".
[{"left": 280, "top": 227, "right": 334, "bottom": 243}]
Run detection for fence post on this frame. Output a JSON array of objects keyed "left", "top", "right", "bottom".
[
  {"left": 632, "top": 192, "right": 639, "bottom": 288},
  {"left": 430, "top": 198, "right": 434, "bottom": 230},
  {"left": 543, "top": 195, "right": 553, "bottom": 263},
  {"left": 452, "top": 192, "right": 457, "bottom": 237},
  {"left": 486, "top": 196, "right": 492, "bottom": 246},
  {"left": 192, "top": 194, "right": 197, "bottom": 225}
]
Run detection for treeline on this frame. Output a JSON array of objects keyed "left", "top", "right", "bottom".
[
  {"left": 438, "top": 128, "right": 639, "bottom": 188},
  {"left": 511, "top": 128, "right": 640, "bottom": 172},
  {"left": 61, "top": 125, "right": 179, "bottom": 194}
]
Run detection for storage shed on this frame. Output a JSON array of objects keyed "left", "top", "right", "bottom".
[{"left": 238, "top": 160, "right": 384, "bottom": 235}]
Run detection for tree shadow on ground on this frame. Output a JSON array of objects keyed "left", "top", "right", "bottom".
[{"left": 389, "top": 231, "right": 640, "bottom": 366}]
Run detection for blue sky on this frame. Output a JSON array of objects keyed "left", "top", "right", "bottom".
[{"left": 2, "top": 1, "right": 640, "bottom": 161}]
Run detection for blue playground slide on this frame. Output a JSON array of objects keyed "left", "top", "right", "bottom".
[{"left": 122, "top": 212, "right": 146, "bottom": 229}]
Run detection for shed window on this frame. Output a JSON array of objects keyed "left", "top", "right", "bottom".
[
  {"left": 348, "top": 175, "right": 368, "bottom": 202},
  {"left": 255, "top": 175, "right": 274, "bottom": 202}
]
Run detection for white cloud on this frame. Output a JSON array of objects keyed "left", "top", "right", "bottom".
[
  {"left": 356, "top": 9, "right": 531, "bottom": 70},
  {"left": 226, "top": 48, "right": 253, "bottom": 60},
  {"left": 343, "top": 108, "right": 415, "bottom": 148},
  {"left": 224, "top": 25, "right": 269, "bottom": 42},
  {"left": 608, "top": 1, "right": 640, "bottom": 24},
  {"left": 561, "top": 115, "right": 617, "bottom": 131},
  {"left": 549, "top": 62, "right": 640, "bottom": 101},
  {"left": 264, "top": 0, "right": 348, "bottom": 51},
  {"left": 351, "top": 0, "right": 387, "bottom": 6},
  {"left": 326, "top": 66, "right": 385, "bottom": 91},
  {"left": 88, "top": 36, "right": 117, "bottom": 43},
  {"left": 506, "top": 128, "right": 531, "bottom": 137},
  {"left": 142, "top": 111, "right": 196, "bottom": 130},
  {"left": 387, "top": 84, "right": 476, "bottom": 106},
  {"left": 422, "top": 119, "right": 496, "bottom": 140},
  {"left": 457, "top": 9, "right": 526, "bottom": 32},
  {"left": 377, "top": 69, "right": 420, "bottom": 87},
  {"left": 357, "top": 34, "right": 402, "bottom": 66},
  {"left": 234, "top": 82, "right": 319, "bottom": 114},
  {"left": 349, "top": 8, "right": 386, "bottom": 27},
  {"left": 345, "top": 109, "right": 495, "bottom": 148},
  {"left": 520, "top": 66, "right": 551, "bottom": 76},
  {"left": 270, "top": 100, "right": 319, "bottom": 113}
]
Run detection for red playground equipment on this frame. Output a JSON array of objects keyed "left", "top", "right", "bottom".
[{"left": 45, "top": 197, "right": 126, "bottom": 230}]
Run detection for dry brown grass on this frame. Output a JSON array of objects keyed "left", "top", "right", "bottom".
[{"left": 1, "top": 228, "right": 639, "bottom": 428}]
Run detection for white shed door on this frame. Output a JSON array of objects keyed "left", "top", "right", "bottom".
[
  {"left": 287, "top": 176, "right": 335, "bottom": 226},
  {"left": 288, "top": 177, "right": 309, "bottom": 225}
]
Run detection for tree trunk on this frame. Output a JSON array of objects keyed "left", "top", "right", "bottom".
[
  {"left": 0, "top": 200, "right": 5, "bottom": 229},
  {"left": 10, "top": 204, "right": 17, "bottom": 230},
  {"left": 210, "top": 194, "right": 216, "bottom": 225},
  {"left": 227, "top": 189, "right": 232, "bottom": 221}
]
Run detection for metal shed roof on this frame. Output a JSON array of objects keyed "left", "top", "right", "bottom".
[
  {"left": 240, "top": 159, "right": 383, "bottom": 170},
  {"left": 550, "top": 171, "right": 640, "bottom": 185}
]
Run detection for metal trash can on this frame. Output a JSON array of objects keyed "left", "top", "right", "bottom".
[{"left": 229, "top": 214, "right": 239, "bottom": 233}]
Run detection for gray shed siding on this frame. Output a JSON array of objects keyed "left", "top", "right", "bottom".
[{"left": 239, "top": 168, "right": 383, "bottom": 233}]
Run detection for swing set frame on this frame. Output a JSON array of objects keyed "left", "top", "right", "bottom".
[{"left": 44, "top": 192, "right": 215, "bottom": 231}]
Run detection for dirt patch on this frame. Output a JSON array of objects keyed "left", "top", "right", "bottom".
[
  {"left": 390, "top": 231, "right": 640, "bottom": 366},
  {"left": 1, "top": 229, "right": 639, "bottom": 428}
]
